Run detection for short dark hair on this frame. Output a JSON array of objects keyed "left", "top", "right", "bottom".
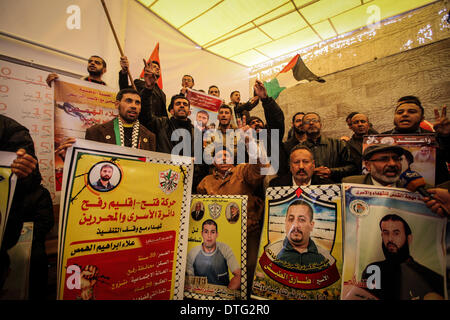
[
  {"left": 292, "top": 112, "right": 305, "bottom": 123},
  {"left": 346, "top": 112, "right": 359, "bottom": 123},
  {"left": 151, "top": 60, "right": 160, "bottom": 67},
  {"left": 100, "top": 163, "right": 113, "bottom": 172},
  {"left": 183, "top": 74, "right": 194, "bottom": 83},
  {"left": 90, "top": 55, "right": 106, "bottom": 69},
  {"left": 208, "top": 85, "right": 219, "bottom": 91},
  {"left": 396, "top": 96, "right": 424, "bottom": 115},
  {"left": 202, "top": 219, "right": 218, "bottom": 232},
  {"left": 168, "top": 94, "right": 190, "bottom": 111},
  {"left": 379, "top": 214, "right": 412, "bottom": 236},
  {"left": 116, "top": 88, "right": 140, "bottom": 101},
  {"left": 219, "top": 104, "right": 232, "bottom": 113},
  {"left": 286, "top": 199, "right": 314, "bottom": 221},
  {"left": 289, "top": 145, "right": 314, "bottom": 159},
  {"left": 230, "top": 90, "right": 239, "bottom": 98},
  {"left": 196, "top": 110, "right": 209, "bottom": 118}
]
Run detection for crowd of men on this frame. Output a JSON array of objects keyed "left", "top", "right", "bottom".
[{"left": 1, "top": 54, "right": 449, "bottom": 299}]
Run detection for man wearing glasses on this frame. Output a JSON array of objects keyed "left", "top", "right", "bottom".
[
  {"left": 343, "top": 144, "right": 405, "bottom": 186},
  {"left": 300, "top": 112, "right": 357, "bottom": 183}
]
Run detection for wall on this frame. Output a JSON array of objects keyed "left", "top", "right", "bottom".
[
  {"left": 276, "top": 38, "right": 450, "bottom": 140},
  {"left": 0, "top": 0, "right": 250, "bottom": 102},
  {"left": 248, "top": 0, "right": 450, "bottom": 140}
]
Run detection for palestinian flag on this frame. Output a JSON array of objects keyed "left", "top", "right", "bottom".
[
  {"left": 140, "top": 42, "right": 163, "bottom": 90},
  {"left": 264, "top": 54, "right": 325, "bottom": 100}
]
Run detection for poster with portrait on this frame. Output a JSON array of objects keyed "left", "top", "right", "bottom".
[
  {"left": 53, "top": 76, "right": 118, "bottom": 193},
  {"left": 186, "top": 88, "right": 223, "bottom": 132},
  {"left": 341, "top": 184, "right": 447, "bottom": 300},
  {"left": 184, "top": 195, "right": 247, "bottom": 300},
  {"left": 57, "top": 139, "right": 193, "bottom": 300},
  {"left": 362, "top": 134, "right": 437, "bottom": 186},
  {"left": 0, "top": 151, "right": 17, "bottom": 247},
  {"left": 251, "top": 185, "right": 343, "bottom": 300}
]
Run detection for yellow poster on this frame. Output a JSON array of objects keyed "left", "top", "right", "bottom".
[
  {"left": 57, "top": 140, "right": 193, "bottom": 300},
  {"left": 0, "top": 151, "right": 17, "bottom": 247},
  {"left": 184, "top": 195, "right": 247, "bottom": 300},
  {"left": 251, "top": 185, "right": 343, "bottom": 300}
]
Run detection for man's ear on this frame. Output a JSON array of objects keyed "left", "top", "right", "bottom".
[
  {"left": 170, "top": 108, "right": 175, "bottom": 116},
  {"left": 114, "top": 100, "right": 119, "bottom": 109},
  {"left": 363, "top": 160, "right": 371, "bottom": 172},
  {"left": 102, "top": 67, "right": 107, "bottom": 75},
  {"left": 407, "top": 234, "right": 413, "bottom": 246}
]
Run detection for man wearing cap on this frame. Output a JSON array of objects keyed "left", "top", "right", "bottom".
[
  {"left": 343, "top": 144, "right": 406, "bottom": 187},
  {"left": 382, "top": 96, "right": 449, "bottom": 185}
]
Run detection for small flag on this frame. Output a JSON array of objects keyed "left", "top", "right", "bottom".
[
  {"left": 140, "top": 42, "right": 163, "bottom": 90},
  {"left": 264, "top": 54, "right": 325, "bottom": 100}
]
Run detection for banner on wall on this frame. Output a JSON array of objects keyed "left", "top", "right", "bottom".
[
  {"left": 53, "top": 76, "right": 118, "bottom": 193},
  {"left": 184, "top": 194, "right": 248, "bottom": 300},
  {"left": 341, "top": 183, "right": 447, "bottom": 300},
  {"left": 0, "top": 59, "right": 55, "bottom": 201},
  {"left": 251, "top": 185, "right": 343, "bottom": 300},
  {"left": 57, "top": 140, "right": 193, "bottom": 300},
  {"left": 362, "top": 134, "right": 437, "bottom": 186},
  {"left": 0, "top": 151, "right": 17, "bottom": 247}
]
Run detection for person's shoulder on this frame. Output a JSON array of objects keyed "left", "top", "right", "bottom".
[
  {"left": 342, "top": 175, "right": 368, "bottom": 184},
  {"left": 269, "top": 173, "right": 291, "bottom": 187}
]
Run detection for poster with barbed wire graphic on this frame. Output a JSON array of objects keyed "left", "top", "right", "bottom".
[{"left": 251, "top": 185, "right": 343, "bottom": 300}]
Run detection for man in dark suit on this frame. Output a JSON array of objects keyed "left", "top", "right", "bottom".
[
  {"left": 191, "top": 202, "right": 204, "bottom": 221},
  {"left": 55, "top": 88, "right": 156, "bottom": 159},
  {"left": 270, "top": 145, "right": 333, "bottom": 187}
]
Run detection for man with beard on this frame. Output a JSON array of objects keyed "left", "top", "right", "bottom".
[
  {"left": 55, "top": 88, "right": 156, "bottom": 160},
  {"left": 300, "top": 112, "right": 356, "bottom": 182},
  {"left": 343, "top": 144, "right": 405, "bottom": 186},
  {"left": 270, "top": 145, "right": 333, "bottom": 187},
  {"left": 284, "top": 112, "right": 306, "bottom": 152},
  {"left": 276, "top": 200, "right": 330, "bottom": 269},
  {"left": 346, "top": 113, "right": 378, "bottom": 173},
  {"left": 229, "top": 90, "right": 259, "bottom": 126},
  {"left": 46, "top": 55, "right": 107, "bottom": 87},
  {"left": 93, "top": 164, "right": 115, "bottom": 191},
  {"left": 361, "top": 214, "right": 444, "bottom": 300},
  {"left": 186, "top": 219, "right": 241, "bottom": 289}
]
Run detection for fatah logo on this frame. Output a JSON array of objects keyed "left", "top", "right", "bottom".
[
  {"left": 159, "top": 169, "right": 179, "bottom": 194},
  {"left": 208, "top": 203, "right": 222, "bottom": 219},
  {"left": 349, "top": 200, "right": 369, "bottom": 217}
]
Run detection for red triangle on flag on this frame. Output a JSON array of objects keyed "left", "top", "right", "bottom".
[
  {"left": 140, "top": 42, "right": 163, "bottom": 89},
  {"left": 279, "top": 54, "right": 300, "bottom": 74},
  {"left": 295, "top": 187, "right": 303, "bottom": 198}
]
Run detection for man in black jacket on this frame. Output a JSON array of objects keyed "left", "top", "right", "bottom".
[
  {"left": 119, "top": 56, "right": 168, "bottom": 121},
  {"left": 300, "top": 112, "right": 357, "bottom": 183},
  {"left": 0, "top": 115, "right": 54, "bottom": 294}
]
